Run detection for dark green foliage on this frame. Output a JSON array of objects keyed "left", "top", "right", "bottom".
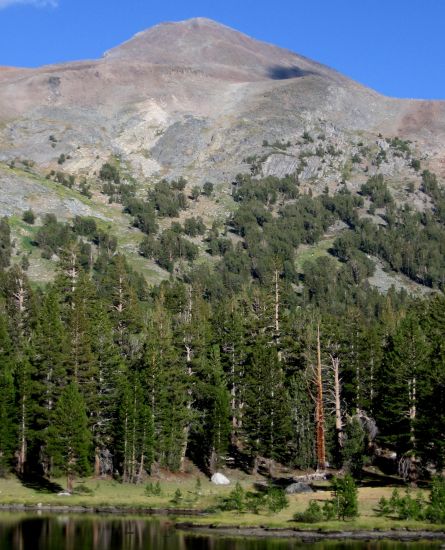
[
  {"left": 376, "top": 488, "right": 424, "bottom": 521},
  {"left": 341, "top": 417, "right": 366, "bottom": 477},
  {"left": 203, "top": 181, "right": 214, "bottom": 196},
  {"left": 220, "top": 482, "right": 245, "bottom": 512},
  {"left": 171, "top": 488, "right": 183, "bottom": 505},
  {"left": 265, "top": 485, "right": 289, "bottom": 513},
  {"left": 410, "top": 159, "right": 421, "bottom": 171},
  {"left": 0, "top": 161, "right": 444, "bottom": 493},
  {"left": 376, "top": 479, "right": 445, "bottom": 524},
  {"left": 145, "top": 481, "right": 162, "bottom": 496},
  {"left": 330, "top": 475, "right": 359, "bottom": 519},
  {"left": 79, "top": 179, "right": 92, "bottom": 199},
  {"left": 22, "top": 210, "right": 35, "bottom": 224},
  {"left": 148, "top": 180, "right": 188, "bottom": 217},
  {"left": 425, "top": 476, "right": 445, "bottom": 523},
  {"left": 293, "top": 500, "right": 324, "bottom": 523},
  {"left": 220, "top": 483, "right": 288, "bottom": 514},
  {"left": 140, "top": 229, "right": 199, "bottom": 272},
  {"left": 0, "top": 217, "right": 11, "bottom": 269},
  {"left": 243, "top": 344, "right": 292, "bottom": 461},
  {"left": 47, "top": 383, "right": 92, "bottom": 488},
  {"left": 0, "top": 315, "right": 16, "bottom": 473},
  {"left": 99, "top": 162, "right": 120, "bottom": 184},
  {"left": 72, "top": 216, "right": 97, "bottom": 237},
  {"left": 360, "top": 175, "right": 393, "bottom": 207},
  {"left": 190, "top": 185, "right": 201, "bottom": 201},
  {"left": 35, "top": 214, "right": 75, "bottom": 257},
  {"left": 387, "top": 137, "right": 412, "bottom": 155},
  {"left": 183, "top": 216, "right": 205, "bottom": 237}
]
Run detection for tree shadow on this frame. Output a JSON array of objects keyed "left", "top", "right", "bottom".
[
  {"left": 267, "top": 65, "right": 317, "bottom": 80},
  {"left": 18, "top": 473, "right": 64, "bottom": 494}
]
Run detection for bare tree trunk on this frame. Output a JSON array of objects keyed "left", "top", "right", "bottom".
[
  {"left": 130, "top": 391, "right": 137, "bottom": 483},
  {"left": 122, "top": 411, "right": 129, "bottom": 483},
  {"left": 274, "top": 268, "right": 282, "bottom": 362},
  {"left": 94, "top": 448, "right": 101, "bottom": 477},
  {"left": 331, "top": 356, "right": 343, "bottom": 450},
  {"left": 231, "top": 347, "right": 237, "bottom": 429},
  {"left": 179, "top": 343, "right": 192, "bottom": 472},
  {"left": 67, "top": 473, "right": 74, "bottom": 493},
  {"left": 274, "top": 268, "right": 279, "bottom": 334},
  {"left": 137, "top": 429, "right": 145, "bottom": 484},
  {"left": 315, "top": 325, "right": 326, "bottom": 471},
  {"left": 17, "top": 396, "right": 27, "bottom": 475},
  {"left": 408, "top": 376, "right": 418, "bottom": 486}
]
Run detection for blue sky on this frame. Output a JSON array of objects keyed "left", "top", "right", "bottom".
[{"left": 0, "top": 0, "right": 443, "bottom": 99}]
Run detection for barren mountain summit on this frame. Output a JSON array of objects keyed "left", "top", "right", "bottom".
[
  {"left": 0, "top": 17, "right": 444, "bottom": 191},
  {"left": 104, "top": 17, "right": 334, "bottom": 82}
]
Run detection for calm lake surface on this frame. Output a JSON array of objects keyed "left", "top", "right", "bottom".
[{"left": 0, "top": 514, "right": 442, "bottom": 550}]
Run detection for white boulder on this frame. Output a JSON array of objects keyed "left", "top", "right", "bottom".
[{"left": 211, "top": 472, "right": 230, "bottom": 485}]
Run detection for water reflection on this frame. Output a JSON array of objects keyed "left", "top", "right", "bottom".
[{"left": 0, "top": 514, "right": 441, "bottom": 550}]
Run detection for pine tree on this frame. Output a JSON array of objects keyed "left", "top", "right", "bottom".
[
  {"left": 207, "top": 346, "right": 231, "bottom": 470},
  {"left": 47, "top": 383, "right": 91, "bottom": 491},
  {"left": 420, "top": 295, "right": 445, "bottom": 467},
  {"left": 215, "top": 298, "right": 248, "bottom": 445},
  {"left": 0, "top": 217, "right": 11, "bottom": 269},
  {"left": 89, "top": 302, "right": 124, "bottom": 476},
  {"left": 116, "top": 372, "right": 154, "bottom": 482},
  {"left": 0, "top": 314, "right": 16, "bottom": 472},
  {"left": 243, "top": 342, "right": 291, "bottom": 463},
  {"left": 376, "top": 313, "right": 429, "bottom": 483},
  {"left": 66, "top": 274, "right": 98, "bottom": 405},
  {"left": 289, "top": 374, "right": 315, "bottom": 469},
  {"left": 140, "top": 296, "right": 184, "bottom": 471},
  {"left": 30, "top": 286, "right": 68, "bottom": 473},
  {"left": 2, "top": 267, "right": 35, "bottom": 474}
]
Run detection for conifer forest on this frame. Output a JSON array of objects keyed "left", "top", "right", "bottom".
[{"left": 0, "top": 165, "right": 443, "bottom": 491}]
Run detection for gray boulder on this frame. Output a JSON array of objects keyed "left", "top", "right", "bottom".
[{"left": 285, "top": 482, "right": 313, "bottom": 495}]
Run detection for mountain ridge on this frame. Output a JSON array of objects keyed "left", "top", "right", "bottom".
[{"left": 0, "top": 18, "right": 444, "bottom": 288}]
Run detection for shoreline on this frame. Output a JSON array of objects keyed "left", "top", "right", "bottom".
[
  {"left": 0, "top": 503, "right": 207, "bottom": 516},
  {"left": 0, "top": 504, "right": 444, "bottom": 541},
  {"left": 175, "top": 523, "right": 445, "bottom": 541}
]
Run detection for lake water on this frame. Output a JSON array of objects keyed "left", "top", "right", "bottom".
[{"left": 0, "top": 514, "right": 441, "bottom": 550}]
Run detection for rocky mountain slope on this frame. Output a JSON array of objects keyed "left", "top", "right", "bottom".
[{"left": 0, "top": 17, "right": 444, "bottom": 288}]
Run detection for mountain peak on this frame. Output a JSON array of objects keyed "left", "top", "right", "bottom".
[{"left": 102, "top": 17, "right": 322, "bottom": 82}]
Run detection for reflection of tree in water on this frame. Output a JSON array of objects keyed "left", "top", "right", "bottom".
[{"left": 0, "top": 516, "right": 435, "bottom": 549}]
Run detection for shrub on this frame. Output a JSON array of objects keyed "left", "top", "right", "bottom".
[
  {"left": 425, "top": 476, "right": 445, "bottom": 523},
  {"left": 220, "top": 482, "right": 245, "bottom": 512},
  {"left": 245, "top": 491, "right": 266, "bottom": 514},
  {"left": 171, "top": 488, "right": 182, "bottom": 505},
  {"left": 330, "top": 475, "right": 359, "bottom": 520},
  {"left": 375, "top": 488, "right": 424, "bottom": 521},
  {"left": 203, "top": 181, "right": 214, "bottom": 196},
  {"left": 265, "top": 486, "right": 288, "bottom": 513},
  {"left": 99, "top": 162, "right": 120, "bottom": 184},
  {"left": 145, "top": 481, "right": 162, "bottom": 497},
  {"left": 190, "top": 186, "right": 201, "bottom": 201},
  {"left": 293, "top": 500, "right": 323, "bottom": 523},
  {"left": 22, "top": 210, "right": 35, "bottom": 224},
  {"left": 410, "top": 159, "right": 421, "bottom": 171},
  {"left": 220, "top": 483, "right": 288, "bottom": 515}
]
